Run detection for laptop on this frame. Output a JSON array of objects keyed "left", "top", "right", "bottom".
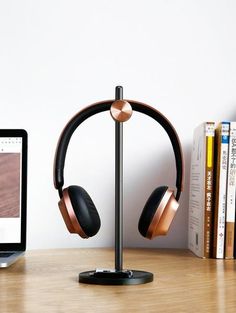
[{"left": 0, "top": 129, "right": 27, "bottom": 267}]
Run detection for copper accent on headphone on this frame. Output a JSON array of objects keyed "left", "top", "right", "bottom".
[
  {"left": 146, "top": 189, "right": 179, "bottom": 239},
  {"left": 58, "top": 188, "right": 88, "bottom": 238},
  {"left": 110, "top": 100, "right": 133, "bottom": 122}
]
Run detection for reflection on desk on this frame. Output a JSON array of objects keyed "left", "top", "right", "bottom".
[{"left": 0, "top": 248, "right": 235, "bottom": 313}]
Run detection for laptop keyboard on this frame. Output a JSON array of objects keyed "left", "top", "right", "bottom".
[{"left": 0, "top": 252, "right": 14, "bottom": 258}]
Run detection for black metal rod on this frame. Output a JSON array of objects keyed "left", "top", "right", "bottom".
[
  {"left": 115, "top": 86, "right": 123, "bottom": 271},
  {"left": 115, "top": 85, "right": 123, "bottom": 100}
]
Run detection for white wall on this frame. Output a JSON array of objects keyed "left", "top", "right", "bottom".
[{"left": 0, "top": 0, "right": 236, "bottom": 250}]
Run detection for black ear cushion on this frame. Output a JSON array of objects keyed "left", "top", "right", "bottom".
[
  {"left": 138, "top": 186, "right": 168, "bottom": 238},
  {"left": 67, "top": 185, "right": 101, "bottom": 237}
]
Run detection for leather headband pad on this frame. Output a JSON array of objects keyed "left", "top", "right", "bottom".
[{"left": 54, "top": 100, "right": 184, "bottom": 200}]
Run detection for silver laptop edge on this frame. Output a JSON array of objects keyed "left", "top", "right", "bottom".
[{"left": 0, "top": 252, "right": 24, "bottom": 268}]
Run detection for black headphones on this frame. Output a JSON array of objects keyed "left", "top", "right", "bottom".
[{"left": 53, "top": 97, "right": 184, "bottom": 240}]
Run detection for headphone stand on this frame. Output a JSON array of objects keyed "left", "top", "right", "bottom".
[{"left": 78, "top": 86, "right": 153, "bottom": 285}]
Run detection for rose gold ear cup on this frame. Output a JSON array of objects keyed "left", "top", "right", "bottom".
[
  {"left": 146, "top": 189, "right": 179, "bottom": 239},
  {"left": 58, "top": 188, "right": 88, "bottom": 238}
]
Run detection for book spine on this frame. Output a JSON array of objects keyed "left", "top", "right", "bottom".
[
  {"left": 234, "top": 195, "right": 236, "bottom": 257},
  {"left": 188, "top": 123, "right": 205, "bottom": 257},
  {"left": 214, "top": 122, "right": 230, "bottom": 259},
  {"left": 204, "top": 123, "right": 215, "bottom": 258},
  {"left": 225, "top": 122, "right": 236, "bottom": 258}
]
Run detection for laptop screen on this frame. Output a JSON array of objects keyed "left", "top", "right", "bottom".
[{"left": 0, "top": 130, "right": 27, "bottom": 251}]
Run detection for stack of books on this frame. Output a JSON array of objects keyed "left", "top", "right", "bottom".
[{"left": 188, "top": 121, "right": 236, "bottom": 259}]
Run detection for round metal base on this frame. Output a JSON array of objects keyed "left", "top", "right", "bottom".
[{"left": 79, "top": 270, "right": 153, "bottom": 285}]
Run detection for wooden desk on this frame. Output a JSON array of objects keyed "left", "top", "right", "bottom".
[{"left": 0, "top": 248, "right": 235, "bottom": 313}]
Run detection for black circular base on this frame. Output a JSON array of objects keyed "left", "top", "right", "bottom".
[{"left": 79, "top": 270, "right": 153, "bottom": 285}]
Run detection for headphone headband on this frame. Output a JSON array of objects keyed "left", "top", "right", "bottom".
[{"left": 53, "top": 100, "right": 184, "bottom": 200}]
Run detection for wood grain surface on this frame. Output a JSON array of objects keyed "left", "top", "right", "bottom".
[
  {"left": 0, "top": 153, "right": 20, "bottom": 217},
  {"left": 0, "top": 248, "right": 236, "bottom": 313}
]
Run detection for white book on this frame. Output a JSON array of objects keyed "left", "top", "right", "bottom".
[
  {"left": 213, "top": 122, "right": 230, "bottom": 259},
  {"left": 225, "top": 122, "right": 236, "bottom": 258},
  {"left": 188, "top": 122, "right": 215, "bottom": 258}
]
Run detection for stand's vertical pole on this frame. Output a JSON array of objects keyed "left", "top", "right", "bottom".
[{"left": 115, "top": 86, "right": 123, "bottom": 271}]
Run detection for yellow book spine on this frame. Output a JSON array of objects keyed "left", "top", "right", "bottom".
[{"left": 204, "top": 124, "right": 214, "bottom": 258}]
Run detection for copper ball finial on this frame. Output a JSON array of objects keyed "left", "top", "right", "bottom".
[{"left": 110, "top": 100, "right": 132, "bottom": 122}]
